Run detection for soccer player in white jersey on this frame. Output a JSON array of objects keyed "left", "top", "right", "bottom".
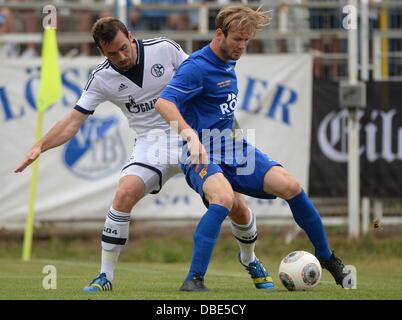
[{"left": 14, "top": 17, "right": 272, "bottom": 292}]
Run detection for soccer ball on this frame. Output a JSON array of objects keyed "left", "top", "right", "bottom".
[{"left": 278, "top": 250, "right": 322, "bottom": 291}]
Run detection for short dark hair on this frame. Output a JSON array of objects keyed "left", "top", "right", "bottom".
[{"left": 91, "top": 17, "right": 129, "bottom": 51}]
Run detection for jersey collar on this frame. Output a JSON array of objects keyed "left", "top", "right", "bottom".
[
  {"left": 205, "top": 44, "right": 234, "bottom": 68},
  {"left": 109, "top": 39, "right": 145, "bottom": 88}
]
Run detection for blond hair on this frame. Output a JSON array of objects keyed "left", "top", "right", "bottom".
[{"left": 215, "top": 5, "right": 271, "bottom": 36}]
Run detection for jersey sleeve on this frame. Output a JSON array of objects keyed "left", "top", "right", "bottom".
[
  {"left": 160, "top": 59, "right": 203, "bottom": 106},
  {"left": 162, "top": 38, "right": 188, "bottom": 71},
  {"left": 74, "top": 74, "right": 106, "bottom": 115},
  {"left": 173, "top": 42, "right": 188, "bottom": 70}
]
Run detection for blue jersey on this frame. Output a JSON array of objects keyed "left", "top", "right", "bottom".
[
  {"left": 160, "top": 44, "right": 281, "bottom": 201},
  {"left": 160, "top": 44, "right": 238, "bottom": 136}
]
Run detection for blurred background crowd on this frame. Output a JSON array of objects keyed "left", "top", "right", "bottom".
[{"left": 0, "top": 0, "right": 401, "bottom": 80}]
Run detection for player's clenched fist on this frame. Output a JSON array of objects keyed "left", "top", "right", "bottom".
[{"left": 186, "top": 135, "right": 209, "bottom": 173}]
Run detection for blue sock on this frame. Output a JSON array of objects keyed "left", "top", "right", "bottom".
[
  {"left": 186, "top": 204, "right": 229, "bottom": 281},
  {"left": 287, "top": 190, "right": 332, "bottom": 260}
]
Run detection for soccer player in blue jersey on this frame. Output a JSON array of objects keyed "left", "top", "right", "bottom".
[{"left": 155, "top": 5, "right": 353, "bottom": 291}]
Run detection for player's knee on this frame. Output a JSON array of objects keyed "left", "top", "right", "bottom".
[
  {"left": 114, "top": 186, "right": 143, "bottom": 208},
  {"left": 210, "top": 191, "right": 235, "bottom": 211},
  {"left": 282, "top": 179, "right": 302, "bottom": 200}
]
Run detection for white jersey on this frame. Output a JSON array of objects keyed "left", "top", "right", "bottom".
[{"left": 75, "top": 38, "right": 188, "bottom": 137}]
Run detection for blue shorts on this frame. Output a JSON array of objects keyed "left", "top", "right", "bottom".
[{"left": 181, "top": 143, "right": 281, "bottom": 205}]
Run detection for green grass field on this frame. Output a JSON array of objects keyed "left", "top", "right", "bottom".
[
  {"left": 1, "top": 257, "right": 402, "bottom": 300},
  {"left": 1, "top": 226, "right": 402, "bottom": 300}
]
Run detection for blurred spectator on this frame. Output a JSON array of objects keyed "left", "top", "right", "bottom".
[
  {"left": 369, "top": 0, "right": 381, "bottom": 32},
  {"left": 365, "top": 0, "right": 380, "bottom": 67},
  {"left": 167, "top": 10, "right": 189, "bottom": 31},
  {"left": 277, "top": 0, "right": 310, "bottom": 54},
  {"left": 309, "top": 0, "right": 343, "bottom": 79},
  {"left": 129, "top": 0, "right": 189, "bottom": 32},
  {"left": 0, "top": 7, "right": 19, "bottom": 58},
  {"left": 20, "top": 8, "right": 39, "bottom": 57},
  {"left": 75, "top": 9, "right": 113, "bottom": 56},
  {"left": 277, "top": 1, "right": 289, "bottom": 53},
  {"left": 387, "top": 0, "right": 402, "bottom": 76},
  {"left": 2, "top": 0, "right": 40, "bottom": 57}
]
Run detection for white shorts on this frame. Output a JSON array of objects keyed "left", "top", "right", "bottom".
[{"left": 121, "top": 135, "right": 182, "bottom": 195}]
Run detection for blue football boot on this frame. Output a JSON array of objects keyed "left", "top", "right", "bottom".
[
  {"left": 238, "top": 254, "right": 275, "bottom": 290},
  {"left": 82, "top": 273, "right": 112, "bottom": 292}
]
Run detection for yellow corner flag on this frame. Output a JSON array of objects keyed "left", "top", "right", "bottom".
[
  {"left": 22, "top": 27, "right": 62, "bottom": 261},
  {"left": 37, "top": 27, "right": 62, "bottom": 112}
]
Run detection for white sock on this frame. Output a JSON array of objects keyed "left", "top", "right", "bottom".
[
  {"left": 231, "top": 208, "right": 257, "bottom": 265},
  {"left": 101, "top": 249, "right": 120, "bottom": 282},
  {"left": 100, "top": 206, "right": 130, "bottom": 281}
]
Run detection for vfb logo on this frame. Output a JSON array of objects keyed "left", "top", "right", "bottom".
[
  {"left": 220, "top": 93, "right": 237, "bottom": 115},
  {"left": 63, "top": 116, "right": 126, "bottom": 179}
]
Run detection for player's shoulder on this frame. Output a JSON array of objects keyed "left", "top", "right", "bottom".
[
  {"left": 89, "top": 59, "right": 112, "bottom": 79},
  {"left": 187, "top": 45, "right": 209, "bottom": 62},
  {"left": 84, "top": 59, "right": 111, "bottom": 90},
  {"left": 172, "top": 57, "right": 204, "bottom": 82},
  {"left": 183, "top": 49, "right": 208, "bottom": 70},
  {"left": 142, "top": 37, "right": 182, "bottom": 51},
  {"left": 91, "top": 59, "right": 111, "bottom": 74}
]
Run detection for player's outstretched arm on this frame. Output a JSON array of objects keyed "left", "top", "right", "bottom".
[{"left": 14, "top": 109, "right": 88, "bottom": 173}]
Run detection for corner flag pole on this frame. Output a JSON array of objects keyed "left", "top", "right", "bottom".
[
  {"left": 22, "top": 27, "right": 62, "bottom": 261},
  {"left": 22, "top": 112, "right": 45, "bottom": 261}
]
